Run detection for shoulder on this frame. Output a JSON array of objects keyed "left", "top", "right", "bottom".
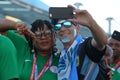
[
  {"left": 0, "top": 34, "right": 10, "bottom": 41},
  {"left": 7, "top": 30, "right": 27, "bottom": 41},
  {"left": 0, "top": 34, "right": 15, "bottom": 48},
  {"left": 7, "top": 30, "right": 28, "bottom": 46},
  {"left": 77, "top": 37, "right": 92, "bottom": 54},
  {"left": 79, "top": 37, "right": 92, "bottom": 49},
  {"left": 0, "top": 34, "right": 16, "bottom": 55},
  {"left": 78, "top": 37, "right": 105, "bottom": 62}
]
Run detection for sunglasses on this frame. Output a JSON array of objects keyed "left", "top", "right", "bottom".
[
  {"left": 35, "top": 30, "right": 52, "bottom": 38},
  {"left": 54, "top": 21, "right": 72, "bottom": 31}
]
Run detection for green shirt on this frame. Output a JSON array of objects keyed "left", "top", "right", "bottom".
[
  {"left": 0, "top": 35, "right": 19, "bottom": 80},
  {"left": 111, "top": 64, "right": 120, "bottom": 80},
  {"left": 7, "top": 31, "right": 60, "bottom": 80}
]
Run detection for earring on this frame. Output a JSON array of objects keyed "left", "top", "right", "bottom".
[
  {"left": 32, "top": 42, "right": 35, "bottom": 53},
  {"left": 32, "top": 49, "right": 35, "bottom": 53}
]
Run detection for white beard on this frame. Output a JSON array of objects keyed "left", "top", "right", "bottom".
[
  {"left": 61, "top": 37, "right": 70, "bottom": 43},
  {"left": 61, "top": 28, "right": 77, "bottom": 43}
]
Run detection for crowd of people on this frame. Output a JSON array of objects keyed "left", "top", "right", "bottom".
[{"left": 0, "top": 5, "right": 120, "bottom": 80}]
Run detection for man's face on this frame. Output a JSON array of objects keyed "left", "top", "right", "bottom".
[
  {"left": 55, "top": 20, "right": 79, "bottom": 44},
  {"left": 33, "top": 25, "right": 54, "bottom": 52},
  {"left": 108, "top": 38, "right": 120, "bottom": 57}
]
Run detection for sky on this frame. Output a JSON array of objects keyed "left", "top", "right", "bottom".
[{"left": 40, "top": 0, "right": 120, "bottom": 34}]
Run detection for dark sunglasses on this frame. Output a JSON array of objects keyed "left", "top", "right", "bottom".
[{"left": 54, "top": 21, "right": 72, "bottom": 31}]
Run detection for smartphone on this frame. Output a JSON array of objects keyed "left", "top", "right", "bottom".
[{"left": 49, "top": 7, "right": 74, "bottom": 19}]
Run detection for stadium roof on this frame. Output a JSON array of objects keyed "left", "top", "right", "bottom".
[{"left": 0, "top": 0, "right": 50, "bottom": 27}]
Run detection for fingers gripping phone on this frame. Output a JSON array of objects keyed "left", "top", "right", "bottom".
[{"left": 49, "top": 7, "right": 74, "bottom": 19}]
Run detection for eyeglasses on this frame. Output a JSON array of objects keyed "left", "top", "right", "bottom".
[
  {"left": 35, "top": 30, "right": 52, "bottom": 38},
  {"left": 54, "top": 21, "right": 72, "bottom": 31}
]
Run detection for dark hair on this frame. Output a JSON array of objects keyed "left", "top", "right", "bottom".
[
  {"left": 25, "top": 19, "right": 56, "bottom": 55},
  {"left": 31, "top": 19, "right": 54, "bottom": 33}
]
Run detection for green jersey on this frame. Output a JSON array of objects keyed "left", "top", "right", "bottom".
[
  {"left": 111, "top": 63, "right": 120, "bottom": 80},
  {"left": 0, "top": 35, "right": 19, "bottom": 80},
  {"left": 7, "top": 31, "right": 60, "bottom": 80}
]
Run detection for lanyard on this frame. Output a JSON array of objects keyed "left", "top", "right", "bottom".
[
  {"left": 114, "top": 61, "right": 120, "bottom": 69},
  {"left": 30, "top": 54, "right": 52, "bottom": 80}
]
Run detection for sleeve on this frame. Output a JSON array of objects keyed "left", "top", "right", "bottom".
[
  {"left": 7, "top": 30, "right": 28, "bottom": 50},
  {"left": 6, "top": 30, "right": 31, "bottom": 75},
  {"left": 82, "top": 37, "right": 106, "bottom": 63}
]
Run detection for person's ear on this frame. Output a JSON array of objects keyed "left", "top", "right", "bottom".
[{"left": 76, "top": 24, "right": 80, "bottom": 33}]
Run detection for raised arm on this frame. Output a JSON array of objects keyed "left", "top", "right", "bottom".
[
  {"left": 0, "top": 19, "right": 17, "bottom": 32},
  {"left": 0, "top": 19, "right": 35, "bottom": 38},
  {"left": 68, "top": 9, "right": 108, "bottom": 51}
]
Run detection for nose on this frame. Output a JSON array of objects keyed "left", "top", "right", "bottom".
[
  {"left": 40, "top": 33, "right": 46, "bottom": 39},
  {"left": 60, "top": 25, "right": 66, "bottom": 31}
]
